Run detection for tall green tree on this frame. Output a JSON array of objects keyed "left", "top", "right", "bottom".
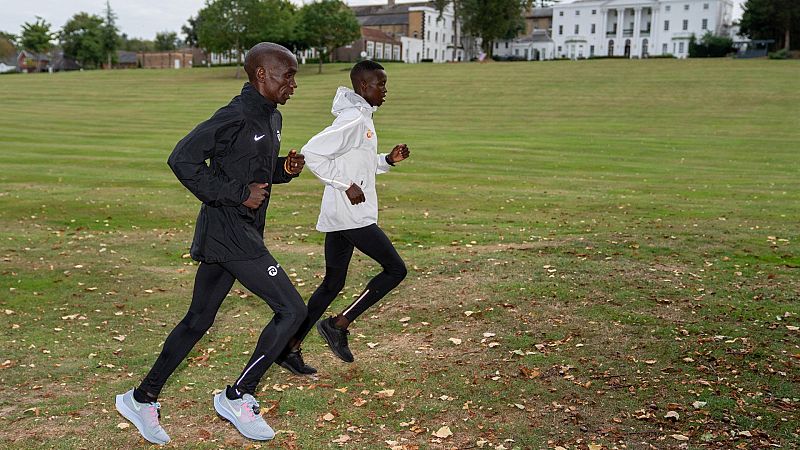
[
  {"left": 459, "top": 0, "right": 525, "bottom": 56},
  {"left": 20, "top": 17, "right": 55, "bottom": 54},
  {"left": 102, "top": 1, "right": 120, "bottom": 68},
  {"left": 120, "top": 34, "right": 155, "bottom": 52},
  {"left": 433, "top": 0, "right": 463, "bottom": 60},
  {"left": 196, "top": 0, "right": 296, "bottom": 77},
  {"left": 740, "top": 0, "right": 800, "bottom": 50},
  {"left": 296, "top": 0, "right": 360, "bottom": 73},
  {"left": 0, "top": 34, "right": 16, "bottom": 61},
  {"left": 155, "top": 31, "right": 179, "bottom": 50},
  {"left": 61, "top": 13, "right": 106, "bottom": 69},
  {"left": 182, "top": 15, "right": 201, "bottom": 47}
]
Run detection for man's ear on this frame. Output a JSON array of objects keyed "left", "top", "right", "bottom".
[{"left": 256, "top": 66, "right": 267, "bottom": 83}]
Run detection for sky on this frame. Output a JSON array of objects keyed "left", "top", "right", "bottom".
[{"left": 0, "top": 0, "right": 746, "bottom": 41}]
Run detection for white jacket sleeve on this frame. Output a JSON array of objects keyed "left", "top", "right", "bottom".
[
  {"left": 376, "top": 152, "right": 392, "bottom": 175},
  {"left": 301, "top": 113, "right": 364, "bottom": 191}
]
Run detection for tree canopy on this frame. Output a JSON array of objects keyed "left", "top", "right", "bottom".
[
  {"left": 296, "top": 0, "right": 361, "bottom": 73},
  {"left": 60, "top": 13, "right": 106, "bottom": 68},
  {"left": 459, "top": 0, "right": 525, "bottom": 56},
  {"left": 740, "top": 0, "right": 800, "bottom": 50},
  {"left": 20, "top": 17, "right": 55, "bottom": 54}
]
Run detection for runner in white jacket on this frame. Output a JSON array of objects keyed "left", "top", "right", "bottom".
[{"left": 275, "top": 60, "right": 410, "bottom": 374}]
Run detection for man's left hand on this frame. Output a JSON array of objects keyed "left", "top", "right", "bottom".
[
  {"left": 285, "top": 149, "right": 305, "bottom": 175},
  {"left": 387, "top": 144, "right": 410, "bottom": 164}
]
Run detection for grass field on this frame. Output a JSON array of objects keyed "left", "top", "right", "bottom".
[{"left": 1, "top": 59, "right": 799, "bottom": 449}]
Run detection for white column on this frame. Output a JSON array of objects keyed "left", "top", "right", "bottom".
[
  {"left": 616, "top": 8, "right": 624, "bottom": 55},
  {"left": 600, "top": 9, "right": 608, "bottom": 53},
  {"left": 651, "top": 8, "right": 658, "bottom": 54},
  {"left": 633, "top": 7, "right": 641, "bottom": 57}
]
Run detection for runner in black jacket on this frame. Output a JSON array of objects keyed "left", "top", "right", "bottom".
[{"left": 115, "top": 43, "right": 306, "bottom": 444}]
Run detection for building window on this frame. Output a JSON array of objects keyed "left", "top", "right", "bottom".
[
  {"left": 591, "top": 23, "right": 596, "bottom": 34},
  {"left": 495, "top": 42, "right": 499, "bottom": 49},
  {"left": 684, "top": 4, "right": 689, "bottom": 10},
  {"left": 559, "top": 11, "right": 564, "bottom": 16},
  {"left": 435, "top": 32, "right": 438, "bottom": 42},
  {"left": 413, "top": 31, "right": 418, "bottom": 38},
  {"left": 375, "top": 42, "right": 383, "bottom": 58},
  {"left": 663, "top": 43, "right": 668, "bottom": 53},
  {"left": 590, "top": 45, "right": 595, "bottom": 56},
  {"left": 702, "top": 19, "right": 708, "bottom": 30},
  {"left": 665, "top": 5, "right": 671, "bottom": 11},
  {"left": 558, "top": 45, "right": 562, "bottom": 52},
  {"left": 514, "top": 48, "right": 519, "bottom": 56},
  {"left": 592, "top": 9, "right": 596, "bottom": 15},
  {"left": 434, "top": 49, "right": 438, "bottom": 59},
  {"left": 664, "top": 20, "right": 669, "bottom": 31},
  {"left": 385, "top": 44, "right": 392, "bottom": 59},
  {"left": 683, "top": 19, "right": 688, "bottom": 30},
  {"left": 703, "top": 3, "right": 709, "bottom": 9},
  {"left": 559, "top": 25, "right": 563, "bottom": 35},
  {"left": 575, "top": 24, "right": 579, "bottom": 34},
  {"left": 426, "top": 48, "right": 430, "bottom": 58},
  {"left": 366, "top": 41, "right": 374, "bottom": 58},
  {"left": 679, "top": 42, "right": 684, "bottom": 53},
  {"left": 575, "top": 10, "right": 580, "bottom": 16},
  {"left": 427, "top": 31, "right": 430, "bottom": 40},
  {"left": 505, "top": 42, "right": 509, "bottom": 48}
]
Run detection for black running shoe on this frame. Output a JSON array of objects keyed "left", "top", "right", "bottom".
[
  {"left": 276, "top": 349, "right": 317, "bottom": 375},
  {"left": 317, "top": 318, "right": 354, "bottom": 363}
]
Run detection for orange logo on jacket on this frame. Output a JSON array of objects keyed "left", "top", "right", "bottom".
[{"left": 366, "top": 129, "right": 373, "bottom": 139}]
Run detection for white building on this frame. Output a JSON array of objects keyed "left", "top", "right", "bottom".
[
  {"left": 493, "top": 30, "right": 556, "bottom": 60},
  {"left": 551, "top": 0, "right": 734, "bottom": 59},
  {"left": 401, "top": 36, "right": 424, "bottom": 63}
]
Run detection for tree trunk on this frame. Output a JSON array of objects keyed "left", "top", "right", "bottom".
[
  {"left": 785, "top": 28, "right": 791, "bottom": 51},
  {"left": 235, "top": 46, "right": 242, "bottom": 79}
]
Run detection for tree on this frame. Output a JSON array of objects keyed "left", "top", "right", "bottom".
[
  {"left": 102, "top": 1, "right": 120, "bottom": 68},
  {"left": 120, "top": 34, "right": 155, "bottom": 52},
  {"left": 196, "top": 0, "right": 297, "bottom": 77},
  {"left": 740, "top": 0, "right": 800, "bottom": 50},
  {"left": 182, "top": 15, "right": 201, "bottom": 47},
  {"left": 155, "top": 31, "right": 179, "bottom": 51},
  {"left": 20, "top": 17, "right": 55, "bottom": 54},
  {"left": 433, "top": 0, "right": 463, "bottom": 60},
  {"left": 689, "top": 32, "right": 734, "bottom": 57},
  {"left": 459, "top": 0, "right": 525, "bottom": 57},
  {"left": 61, "top": 13, "right": 106, "bottom": 69},
  {"left": 0, "top": 34, "right": 16, "bottom": 60},
  {"left": 296, "top": 0, "right": 360, "bottom": 73}
]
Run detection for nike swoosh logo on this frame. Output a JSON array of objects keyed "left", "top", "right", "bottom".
[
  {"left": 254, "top": 134, "right": 265, "bottom": 141},
  {"left": 226, "top": 397, "right": 242, "bottom": 417}
]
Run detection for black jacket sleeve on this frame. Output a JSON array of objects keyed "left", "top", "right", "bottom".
[
  {"left": 271, "top": 156, "right": 299, "bottom": 184},
  {"left": 167, "top": 118, "right": 249, "bottom": 207}
]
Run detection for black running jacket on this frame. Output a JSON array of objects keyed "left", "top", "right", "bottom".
[{"left": 167, "top": 83, "right": 298, "bottom": 263}]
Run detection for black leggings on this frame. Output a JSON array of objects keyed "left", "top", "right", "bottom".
[
  {"left": 138, "top": 252, "right": 306, "bottom": 399},
  {"left": 291, "top": 224, "right": 406, "bottom": 344}
]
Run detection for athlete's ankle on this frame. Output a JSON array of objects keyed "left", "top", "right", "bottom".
[
  {"left": 133, "top": 387, "right": 157, "bottom": 404},
  {"left": 333, "top": 315, "right": 350, "bottom": 330},
  {"left": 225, "top": 385, "right": 243, "bottom": 401}
]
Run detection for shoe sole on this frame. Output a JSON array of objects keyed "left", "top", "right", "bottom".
[
  {"left": 316, "top": 321, "right": 354, "bottom": 363},
  {"left": 115, "top": 393, "right": 169, "bottom": 445},
  {"left": 213, "top": 393, "right": 274, "bottom": 441},
  {"left": 277, "top": 360, "right": 317, "bottom": 376}
]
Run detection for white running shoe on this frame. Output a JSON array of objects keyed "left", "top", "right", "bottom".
[
  {"left": 115, "top": 389, "right": 171, "bottom": 445},
  {"left": 213, "top": 390, "right": 275, "bottom": 441}
]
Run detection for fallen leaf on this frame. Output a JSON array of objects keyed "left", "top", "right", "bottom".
[
  {"left": 332, "top": 434, "right": 350, "bottom": 443},
  {"left": 399, "top": 317, "right": 411, "bottom": 323},
  {"left": 588, "top": 444, "right": 602, "bottom": 450},
  {"left": 367, "top": 342, "right": 379, "bottom": 348},
  {"left": 665, "top": 411, "right": 679, "bottom": 421},
  {"left": 671, "top": 434, "right": 689, "bottom": 441},
  {"left": 117, "top": 422, "right": 130, "bottom": 429},
  {"left": 322, "top": 412, "right": 335, "bottom": 421},
  {"left": 448, "top": 338, "right": 462, "bottom": 345},
  {"left": 376, "top": 389, "right": 395, "bottom": 398},
  {"left": 432, "top": 426, "right": 453, "bottom": 438},
  {"left": 692, "top": 401, "right": 707, "bottom": 409}
]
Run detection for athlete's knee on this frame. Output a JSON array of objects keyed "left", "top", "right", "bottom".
[
  {"left": 180, "top": 310, "right": 213, "bottom": 337},
  {"left": 321, "top": 267, "right": 347, "bottom": 294},
  {"left": 387, "top": 258, "right": 407, "bottom": 282},
  {"left": 283, "top": 297, "right": 307, "bottom": 331}
]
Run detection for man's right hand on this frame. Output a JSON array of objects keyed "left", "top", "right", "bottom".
[
  {"left": 243, "top": 183, "right": 269, "bottom": 209},
  {"left": 345, "top": 183, "right": 365, "bottom": 205}
]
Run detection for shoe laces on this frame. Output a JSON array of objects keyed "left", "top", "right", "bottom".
[
  {"left": 144, "top": 402, "right": 162, "bottom": 428},
  {"left": 243, "top": 396, "right": 261, "bottom": 419}
]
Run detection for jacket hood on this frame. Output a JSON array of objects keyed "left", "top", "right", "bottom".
[{"left": 331, "top": 86, "right": 377, "bottom": 116}]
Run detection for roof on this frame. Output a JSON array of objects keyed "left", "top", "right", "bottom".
[
  {"left": 358, "top": 13, "right": 410, "bottom": 26},
  {"left": 361, "top": 27, "right": 400, "bottom": 44},
  {"left": 51, "top": 51, "right": 81, "bottom": 71},
  {"left": 352, "top": 1, "right": 432, "bottom": 18},
  {"left": 517, "top": 29, "right": 553, "bottom": 43},
  {"left": 19, "top": 50, "right": 50, "bottom": 61},
  {"left": 525, "top": 7, "right": 553, "bottom": 18}
]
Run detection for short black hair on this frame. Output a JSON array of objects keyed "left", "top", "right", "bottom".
[
  {"left": 244, "top": 42, "right": 294, "bottom": 83},
  {"left": 350, "top": 60, "right": 385, "bottom": 85}
]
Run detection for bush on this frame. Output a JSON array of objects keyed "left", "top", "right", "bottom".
[
  {"left": 649, "top": 53, "right": 676, "bottom": 58},
  {"left": 689, "top": 32, "right": 734, "bottom": 57},
  {"left": 768, "top": 48, "right": 789, "bottom": 59}
]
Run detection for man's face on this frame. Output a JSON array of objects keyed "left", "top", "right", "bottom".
[
  {"left": 361, "top": 70, "right": 388, "bottom": 107},
  {"left": 263, "top": 54, "right": 298, "bottom": 105}
]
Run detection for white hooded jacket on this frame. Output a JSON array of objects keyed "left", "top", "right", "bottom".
[{"left": 301, "top": 87, "right": 393, "bottom": 232}]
